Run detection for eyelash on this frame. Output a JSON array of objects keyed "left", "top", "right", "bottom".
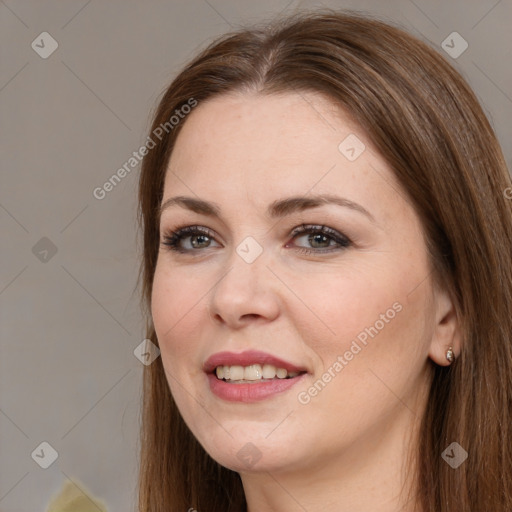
[{"left": 161, "top": 224, "right": 351, "bottom": 256}]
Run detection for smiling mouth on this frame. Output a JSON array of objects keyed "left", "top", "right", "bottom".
[{"left": 214, "top": 363, "right": 306, "bottom": 383}]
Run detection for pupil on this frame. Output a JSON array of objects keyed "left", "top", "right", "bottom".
[
  {"left": 309, "top": 233, "right": 329, "bottom": 248},
  {"left": 191, "top": 235, "right": 210, "bottom": 248}
]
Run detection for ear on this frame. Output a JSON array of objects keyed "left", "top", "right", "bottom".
[{"left": 428, "top": 284, "right": 461, "bottom": 366}]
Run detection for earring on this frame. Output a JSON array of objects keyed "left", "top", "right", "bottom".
[{"left": 446, "top": 346, "right": 455, "bottom": 364}]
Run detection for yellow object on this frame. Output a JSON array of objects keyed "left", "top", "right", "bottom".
[{"left": 46, "top": 480, "right": 108, "bottom": 512}]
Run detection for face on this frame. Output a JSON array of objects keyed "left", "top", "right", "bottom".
[{"left": 151, "top": 91, "right": 444, "bottom": 475}]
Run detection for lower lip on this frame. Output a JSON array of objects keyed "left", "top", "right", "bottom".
[{"left": 207, "top": 373, "right": 306, "bottom": 403}]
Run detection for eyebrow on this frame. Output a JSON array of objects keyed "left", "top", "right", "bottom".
[{"left": 159, "top": 194, "right": 375, "bottom": 222}]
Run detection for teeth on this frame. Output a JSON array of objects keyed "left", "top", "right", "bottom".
[
  {"left": 276, "top": 368, "right": 288, "bottom": 378},
  {"left": 262, "top": 364, "right": 276, "bottom": 379},
  {"left": 244, "top": 364, "right": 262, "bottom": 380},
  {"left": 228, "top": 365, "right": 244, "bottom": 380},
  {"left": 215, "top": 364, "right": 301, "bottom": 381}
]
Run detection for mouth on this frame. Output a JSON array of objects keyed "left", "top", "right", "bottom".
[
  {"left": 204, "top": 350, "right": 308, "bottom": 402},
  {"left": 214, "top": 363, "right": 305, "bottom": 383}
]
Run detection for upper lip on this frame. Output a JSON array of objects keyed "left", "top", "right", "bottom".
[{"left": 203, "top": 350, "right": 307, "bottom": 374}]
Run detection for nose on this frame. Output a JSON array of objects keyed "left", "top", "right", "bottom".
[{"left": 208, "top": 248, "right": 281, "bottom": 329}]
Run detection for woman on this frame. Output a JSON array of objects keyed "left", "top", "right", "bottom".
[{"left": 137, "top": 10, "right": 512, "bottom": 512}]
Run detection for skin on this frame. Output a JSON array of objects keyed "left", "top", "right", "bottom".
[{"left": 151, "top": 91, "right": 460, "bottom": 512}]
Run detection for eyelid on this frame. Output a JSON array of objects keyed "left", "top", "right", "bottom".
[{"left": 289, "top": 223, "right": 350, "bottom": 239}]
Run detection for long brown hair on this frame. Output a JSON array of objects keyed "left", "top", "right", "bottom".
[{"left": 137, "top": 10, "right": 512, "bottom": 511}]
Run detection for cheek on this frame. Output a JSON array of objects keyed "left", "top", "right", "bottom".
[
  {"left": 292, "top": 278, "right": 434, "bottom": 438},
  {"left": 286, "top": 254, "right": 435, "bottom": 389},
  {"left": 286, "top": 261, "right": 417, "bottom": 344},
  {"left": 151, "top": 263, "right": 208, "bottom": 370},
  {"left": 151, "top": 263, "right": 216, "bottom": 425}
]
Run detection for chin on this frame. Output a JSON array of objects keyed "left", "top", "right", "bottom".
[{"left": 195, "top": 427, "right": 301, "bottom": 473}]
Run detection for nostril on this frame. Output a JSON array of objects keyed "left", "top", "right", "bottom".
[{"left": 241, "top": 313, "right": 260, "bottom": 321}]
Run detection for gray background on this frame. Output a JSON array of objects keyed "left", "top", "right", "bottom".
[{"left": 0, "top": 1, "right": 510, "bottom": 511}]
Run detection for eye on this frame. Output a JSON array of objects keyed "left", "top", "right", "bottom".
[
  {"left": 161, "top": 223, "right": 351, "bottom": 256},
  {"left": 287, "top": 224, "right": 351, "bottom": 255},
  {"left": 161, "top": 226, "right": 221, "bottom": 253}
]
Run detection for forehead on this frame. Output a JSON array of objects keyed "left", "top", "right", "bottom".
[
  {"left": 163, "top": 91, "right": 406, "bottom": 224},
  {"left": 168, "top": 92, "right": 352, "bottom": 178}
]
